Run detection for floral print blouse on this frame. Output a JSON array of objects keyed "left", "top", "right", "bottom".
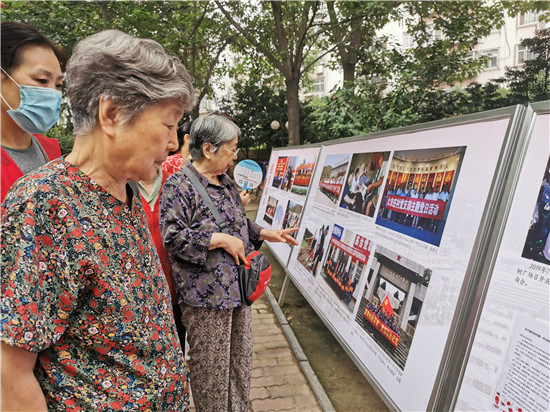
[
  {"left": 1, "top": 158, "right": 188, "bottom": 411},
  {"left": 160, "top": 163, "right": 263, "bottom": 309}
]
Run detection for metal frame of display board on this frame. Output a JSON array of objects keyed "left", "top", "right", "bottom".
[
  {"left": 259, "top": 105, "right": 532, "bottom": 412},
  {"left": 430, "top": 100, "right": 550, "bottom": 411}
]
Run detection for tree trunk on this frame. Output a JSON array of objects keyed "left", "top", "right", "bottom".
[
  {"left": 101, "top": 3, "right": 110, "bottom": 23},
  {"left": 342, "top": 61, "right": 356, "bottom": 87},
  {"left": 190, "top": 103, "right": 200, "bottom": 121},
  {"left": 285, "top": 76, "right": 301, "bottom": 146}
]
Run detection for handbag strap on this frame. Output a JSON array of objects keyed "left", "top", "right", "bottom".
[{"left": 182, "top": 166, "right": 228, "bottom": 233}]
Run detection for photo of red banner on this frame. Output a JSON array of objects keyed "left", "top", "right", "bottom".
[
  {"left": 385, "top": 195, "right": 446, "bottom": 220},
  {"left": 363, "top": 307, "right": 400, "bottom": 348},
  {"left": 330, "top": 237, "right": 369, "bottom": 264},
  {"left": 275, "top": 157, "right": 289, "bottom": 179},
  {"left": 319, "top": 181, "right": 343, "bottom": 197}
]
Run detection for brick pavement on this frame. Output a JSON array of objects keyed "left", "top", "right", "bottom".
[{"left": 188, "top": 294, "right": 323, "bottom": 412}]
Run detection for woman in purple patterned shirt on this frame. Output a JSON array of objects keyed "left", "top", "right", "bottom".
[{"left": 160, "top": 114, "right": 298, "bottom": 412}]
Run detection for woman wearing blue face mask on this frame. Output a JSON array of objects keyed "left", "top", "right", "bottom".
[{"left": 0, "top": 21, "right": 66, "bottom": 203}]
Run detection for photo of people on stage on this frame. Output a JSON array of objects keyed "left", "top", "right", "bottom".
[
  {"left": 522, "top": 155, "right": 550, "bottom": 265},
  {"left": 339, "top": 151, "right": 390, "bottom": 218},
  {"left": 319, "top": 225, "right": 371, "bottom": 312},
  {"left": 375, "top": 146, "right": 466, "bottom": 247},
  {"left": 297, "top": 215, "right": 332, "bottom": 277},
  {"left": 271, "top": 155, "right": 316, "bottom": 197},
  {"left": 290, "top": 157, "right": 316, "bottom": 196},
  {"left": 315, "top": 154, "right": 351, "bottom": 208},
  {"left": 282, "top": 201, "right": 303, "bottom": 240},
  {"left": 263, "top": 196, "right": 278, "bottom": 226},
  {"left": 355, "top": 245, "right": 431, "bottom": 370}
]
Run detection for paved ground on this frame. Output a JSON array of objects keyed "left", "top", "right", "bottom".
[
  {"left": 189, "top": 295, "right": 323, "bottom": 412},
  {"left": 249, "top": 296, "right": 323, "bottom": 412}
]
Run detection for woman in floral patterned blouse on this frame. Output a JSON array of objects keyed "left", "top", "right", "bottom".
[
  {"left": 1, "top": 30, "right": 195, "bottom": 411},
  {"left": 160, "top": 114, "right": 298, "bottom": 411}
]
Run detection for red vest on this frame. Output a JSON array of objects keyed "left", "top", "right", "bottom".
[
  {"left": 140, "top": 169, "right": 177, "bottom": 303},
  {"left": 1, "top": 134, "right": 61, "bottom": 203}
]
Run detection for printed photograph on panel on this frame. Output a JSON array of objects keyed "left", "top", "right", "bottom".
[
  {"left": 375, "top": 146, "right": 466, "bottom": 247},
  {"left": 339, "top": 151, "right": 391, "bottom": 218},
  {"left": 522, "top": 155, "right": 550, "bottom": 265},
  {"left": 318, "top": 225, "right": 372, "bottom": 312},
  {"left": 297, "top": 214, "right": 332, "bottom": 277},
  {"left": 263, "top": 196, "right": 278, "bottom": 226},
  {"left": 281, "top": 201, "right": 303, "bottom": 239},
  {"left": 355, "top": 245, "right": 432, "bottom": 370},
  {"left": 289, "top": 156, "right": 317, "bottom": 196},
  {"left": 272, "top": 156, "right": 289, "bottom": 189},
  {"left": 315, "top": 154, "right": 351, "bottom": 208}
]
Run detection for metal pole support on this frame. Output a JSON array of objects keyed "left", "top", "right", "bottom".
[{"left": 278, "top": 273, "right": 290, "bottom": 307}]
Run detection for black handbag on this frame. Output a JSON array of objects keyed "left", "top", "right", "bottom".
[{"left": 183, "top": 167, "right": 271, "bottom": 305}]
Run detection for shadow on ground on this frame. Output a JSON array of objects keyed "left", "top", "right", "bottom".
[{"left": 246, "top": 196, "right": 389, "bottom": 412}]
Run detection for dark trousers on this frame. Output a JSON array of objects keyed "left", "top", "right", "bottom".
[
  {"left": 180, "top": 303, "right": 253, "bottom": 412},
  {"left": 173, "top": 304, "right": 187, "bottom": 354}
]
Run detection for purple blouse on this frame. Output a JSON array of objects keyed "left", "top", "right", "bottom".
[{"left": 159, "top": 163, "right": 263, "bottom": 309}]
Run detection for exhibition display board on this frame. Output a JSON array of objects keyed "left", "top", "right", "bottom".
[
  {"left": 452, "top": 104, "right": 550, "bottom": 412},
  {"left": 255, "top": 146, "right": 321, "bottom": 265},
  {"left": 254, "top": 105, "right": 542, "bottom": 411}
]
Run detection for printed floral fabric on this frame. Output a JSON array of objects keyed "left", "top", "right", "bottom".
[
  {"left": 1, "top": 158, "right": 189, "bottom": 411},
  {"left": 160, "top": 163, "right": 263, "bottom": 309}
]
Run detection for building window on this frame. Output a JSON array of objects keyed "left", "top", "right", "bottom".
[
  {"left": 517, "top": 45, "right": 537, "bottom": 65},
  {"left": 426, "top": 23, "right": 442, "bottom": 44},
  {"left": 312, "top": 77, "right": 325, "bottom": 94},
  {"left": 199, "top": 98, "right": 213, "bottom": 111},
  {"left": 402, "top": 32, "right": 415, "bottom": 49},
  {"left": 519, "top": 11, "right": 539, "bottom": 26},
  {"left": 481, "top": 49, "right": 499, "bottom": 69}
]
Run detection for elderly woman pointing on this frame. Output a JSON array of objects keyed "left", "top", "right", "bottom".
[
  {"left": 1, "top": 30, "right": 195, "bottom": 411},
  {"left": 160, "top": 114, "right": 297, "bottom": 411}
]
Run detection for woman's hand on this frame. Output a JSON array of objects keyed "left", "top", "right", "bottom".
[
  {"left": 239, "top": 190, "right": 251, "bottom": 207},
  {"left": 210, "top": 233, "right": 247, "bottom": 265},
  {"left": 259, "top": 228, "right": 299, "bottom": 246}
]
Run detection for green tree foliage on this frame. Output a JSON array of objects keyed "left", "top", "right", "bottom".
[
  {"left": 218, "top": 80, "right": 317, "bottom": 154},
  {"left": 324, "top": 1, "right": 401, "bottom": 87},
  {"left": 1, "top": 0, "right": 236, "bottom": 150},
  {"left": 308, "top": 3, "right": 550, "bottom": 141},
  {"left": 216, "top": 1, "right": 334, "bottom": 146},
  {"left": 307, "top": 78, "right": 420, "bottom": 141}
]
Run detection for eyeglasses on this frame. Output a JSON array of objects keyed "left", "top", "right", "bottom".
[{"left": 223, "top": 146, "right": 240, "bottom": 156}]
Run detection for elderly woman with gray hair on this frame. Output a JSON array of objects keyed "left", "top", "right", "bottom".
[
  {"left": 1, "top": 30, "right": 194, "bottom": 411},
  {"left": 160, "top": 114, "right": 298, "bottom": 411}
]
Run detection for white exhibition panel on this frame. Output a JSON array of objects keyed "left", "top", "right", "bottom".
[
  {"left": 275, "top": 117, "right": 514, "bottom": 411},
  {"left": 255, "top": 146, "right": 321, "bottom": 266},
  {"left": 455, "top": 113, "right": 550, "bottom": 412}
]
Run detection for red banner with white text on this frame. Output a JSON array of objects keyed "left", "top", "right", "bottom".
[
  {"left": 385, "top": 195, "right": 446, "bottom": 220},
  {"left": 363, "top": 307, "right": 400, "bottom": 348}
]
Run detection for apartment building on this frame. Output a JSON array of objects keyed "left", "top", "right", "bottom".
[{"left": 303, "top": 10, "right": 547, "bottom": 100}]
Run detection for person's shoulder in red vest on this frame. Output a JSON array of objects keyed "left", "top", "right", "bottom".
[{"left": 34, "top": 133, "right": 62, "bottom": 160}]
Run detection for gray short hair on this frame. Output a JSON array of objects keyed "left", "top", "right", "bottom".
[
  {"left": 66, "top": 30, "right": 195, "bottom": 136},
  {"left": 189, "top": 115, "right": 240, "bottom": 160}
]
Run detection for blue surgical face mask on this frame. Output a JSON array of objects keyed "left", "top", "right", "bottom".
[{"left": 1, "top": 68, "right": 62, "bottom": 134}]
